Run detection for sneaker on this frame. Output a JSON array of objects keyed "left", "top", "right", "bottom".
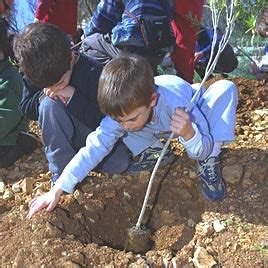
[
  {"left": 127, "top": 146, "right": 175, "bottom": 174},
  {"left": 196, "top": 156, "right": 226, "bottom": 201},
  {"left": 0, "top": 132, "right": 37, "bottom": 168},
  {"left": 17, "top": 132, "right": 37, "bottom": 154},
  {"left": 0, "top": 146, "right": 25, "bottom": 168}
]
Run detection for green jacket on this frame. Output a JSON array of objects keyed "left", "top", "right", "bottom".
[{"left": 0, "top": 60, "right": 27, "bottom": 146}]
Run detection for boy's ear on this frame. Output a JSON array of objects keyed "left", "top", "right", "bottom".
[{"left": 150, "top": 92, "right": 158, "bottom": 107}]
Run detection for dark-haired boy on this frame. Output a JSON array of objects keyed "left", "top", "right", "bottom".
[
  {"left": 13, "top": 23, "right": 130, "bottom": 183},
  {"left": 27, "top": 54, "right": 237, "bottom": 219},
  {"left": 0, "top": 18, "right": 36, "bottom": 168}
]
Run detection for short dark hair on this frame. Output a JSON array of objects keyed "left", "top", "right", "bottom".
[
  {"left": 256, "top": 4, "right": 268, "bottom": 38},
  {"left": 0, "top": 18, "right": 8, "bottom": 59},
  {"left": 13, "top": 23, "right": 72, "bottom": 88},
  {"left": 97, "top": 54, "right": 155, "bottom": 118}
]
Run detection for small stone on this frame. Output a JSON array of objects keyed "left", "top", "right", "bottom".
[
  {"left": 62, "top": 261, "right": 81, "bottom": 268},
  {"left": 111, "top": 174, "right": 122, "bottom": 180},
  {"left": 15, "top": 195, "right": 22, "bottom": 205},
  {"left": 242, "top": 178, "right": 253, "bottom": 188},
  {"left": 188, "top": 218, "right": 195, "bottom": 228},
  {"left": 196, "top": 222, "right": 214, "bottom": 236},
  {"left": 46, "top": 222, "right": 62, "bottom": 237},
  {"left": 123, "top": 191, "right": 131, "bottom": 198},
  {"left": 20, "top": 177, "right": 34, "bottom": 194},
  {"left": 3, "top": 189, "right": 14, "bottom": 200},
  {"left": 12, "top": 182, "right": 21, "bottom": 193},
  {"left": 104, "top": 191, "right": 116, "bottom": 198},
  {"left": 35, "top": 188, "right": 45, "bottom": 196},
  {"left": 188, "top": 169, "right": 197, "bottom": 179},
  {"left": 73, "top": 189, "right": 86, "bottom": 205},
  {"left": 160, "top": 210, "right": 177, "bottom": 225},
  {"left": 0, "top": 180, "right": 6, "bottom": 193},
  {"left": 243, "top": 170, "right": 252, "bottom": 180},
  {"left": 20, "top": 204, "right": 28, "bottom": 211},
  {"left": 229, "top": 205, "right": 236, "bottom": 211},
  {"left": 213, "top": 219, "right": 226, "bottom": 233},
  {"left": 192, "top": 246, "right": 217, "bottom": 268},
  {"left": 254, "top": 134, "right": 263, "bottom": 141},
  {"left": 139, "top": 170, "right": 150, "bottom": 183},
  {"left": 222, "top": 165, "right": 243, "bottom": 185},
  {"left": 178, "top": 188, "right": 192, "bottom": 200},
  {"left": 0, "top": 168, "right": 8, "bottom": 177}
]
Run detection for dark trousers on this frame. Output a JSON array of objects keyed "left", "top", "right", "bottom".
[
  {"left": 38, "top": 96, "right": 130, "bottom": 180},
  {"left": 80, "top": 33, "right": 165, "bottom": 75},
  {"left": 195, "top": 44, "right": 238, "bottom": 79}
]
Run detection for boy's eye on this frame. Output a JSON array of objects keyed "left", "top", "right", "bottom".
[{"left": 129, "top": 118, "right": 137, "bottom": 122}]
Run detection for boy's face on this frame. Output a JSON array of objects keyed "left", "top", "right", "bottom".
[
  {"left": 46, "top": 69, "right": 72, "bottom": 92},
  {"left": 116, "top": 93, "right": 157, "bottom": 132},
  {"left": 44, "top": 52, "right": 76, "bottom": 92}
]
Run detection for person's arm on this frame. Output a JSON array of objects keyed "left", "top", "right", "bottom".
[
  {"left": 19, "top": 76, "right": 43, "bottom": 120},
  {"left": 155, "top": 75, "right": 213, "bottom": 160},
  {"left": 170, "top": 106, "right": 213, "bottom": 161},
  {"left": 27, "top": 116, "right": 125, "bottom": 218},
  {"left": 34, "top": 0, "right": 48, "bottom": 21},
  {"left": 199, "top": 29, "right": 213, "bottom": 55},
  {"left": 66, "top": 59, "right": 104, "bottom": 127},
  {"left": 84, "top": 0, "right": 124, "bottom": 36},
  {"left": 179, "top": 103, "right": 213, "bottom": 160}
]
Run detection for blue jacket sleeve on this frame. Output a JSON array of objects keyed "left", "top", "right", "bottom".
[
  {"left": 55, "top": 116, "right": 125, "bottom": 193},
  {"left": 84, "top": 0, "right": 124, "bottom": 36},
  {"left": 19, "top": 77, "right": 43, "bottom": 120},
  {"left": 67, "top": 58, "right": 104, "bottom": 129}
]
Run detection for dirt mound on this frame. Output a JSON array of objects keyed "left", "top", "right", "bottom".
[{"left": 1, "top": 77, "right": 267, "bottom": 267}]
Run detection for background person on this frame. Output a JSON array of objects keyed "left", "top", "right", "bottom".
[
  {"left": 81, "top": 0, "right": 174, "bottom": 74},
  {"left": 194, "top": 26, "right": 238, "bottom": 79},
  {"left": 34, "top": 0, "right": 78, "bottom": 41},
  {"left": 170, "top": 0, "right": 204, "bottom": 83},
  {"left": 0, "top": 18, "right": 36, "bottom": 168}
]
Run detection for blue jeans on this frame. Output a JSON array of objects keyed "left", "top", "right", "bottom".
[{"left": 38, "top": 97, "right": 130, "bottom": 181}]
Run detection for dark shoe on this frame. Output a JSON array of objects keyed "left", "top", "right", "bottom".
[
  {"left": 127, "top": 146, "right": 175, "bottom": 174},
  {"left": 17, "top": 132, "right": 37, "bottom": 153},
  {"left": 196, "top": 157, "right": 226, "bottom": 201},
  {"left": 0, "top": 132, "right": 37, "bottom": 168},
  {"left": 0, "top": 146, "right": 25, "bottom": 168}
]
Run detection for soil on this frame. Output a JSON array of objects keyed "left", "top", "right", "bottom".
[{"left": 0, "top": 77, "right": 267, "bottom": 267}]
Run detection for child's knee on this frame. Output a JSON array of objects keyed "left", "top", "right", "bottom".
[
  {"left": 211, "top": 80, "right": 237, "bottom": 100},
  {"left": 39, "top": 97, "right": 66, "bottom": 117}
]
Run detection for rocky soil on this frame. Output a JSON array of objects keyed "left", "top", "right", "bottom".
[{"left": 0, "top": 77, "right": 267, "bottom": 267}]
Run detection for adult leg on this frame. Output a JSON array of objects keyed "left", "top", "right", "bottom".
[
  {"left": 81, "top": 33, "right": 163, "bottom": 74},
  {"left": 80, "top": 33, "right": 121, "bottom": 66},
  {"left": 216, "top": 44, "right": 238, "bottom": 73},
  {"left": 171, "top": 0, "right": 204, "bottom": 83}
]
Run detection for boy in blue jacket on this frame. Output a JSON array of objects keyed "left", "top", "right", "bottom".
[
  {"left": 27, "top": 54, "right": 238, "bottom": 219},
  {"left": 13, "top": 23, "right": 131, "bottom": 183}
]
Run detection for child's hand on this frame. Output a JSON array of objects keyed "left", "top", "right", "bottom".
[
  {"left": 43, "top": 86, "right": 75, "bottom": 105},
  {"left": 194, "top": 51, "right": 203, "bottom": 62},
  {"left": 170, "top": 108, "right": 195, "bottom": 141},
  {"left": 26, "top": 186, "right": 63, "bottom": 219}
]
